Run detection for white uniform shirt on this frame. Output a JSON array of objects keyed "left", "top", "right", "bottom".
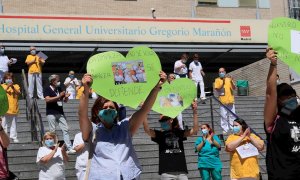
[
  {"left": 64, "top": 77, "right": 79, "bottom": 93},
  {"left": 89, "top": 118, "right": 141, "bottom": 180},
  {"left": 174, "top": 60, "right": 188, "bottom": 75},
  {"left": 0, "top": 56, "right": 9, "bottom": 72},
  {"left": 189, "top": 61, "right": 203, "bottom": 82},
  {"left": 36, "top": 146, "right": 65, "bottom": 180},
  {"left": 73, "top": 132, "right": 88, "bottom": 180}
]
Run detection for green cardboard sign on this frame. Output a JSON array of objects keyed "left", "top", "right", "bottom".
[
  {"left": 0, "top": 86, "right": 8, "bottom": 116},
  {"left": 86, "top": 46, "right": 162, "bottom": 108},
  {"left": 152, "top": 78, "right": 197, "bottom": 118},
  {"left": 268, "top": 17, "right": 300, "bottom": 75}
]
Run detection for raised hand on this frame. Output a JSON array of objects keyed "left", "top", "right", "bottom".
[
  {"left": 82, "top": 73, "right": 93, "bottom": 88},
  {"left": 158, "top": 71, "right": 167, "bottom": 87},
  {"left": 266, "top": 47, "right": 277, "bottom": 65}
]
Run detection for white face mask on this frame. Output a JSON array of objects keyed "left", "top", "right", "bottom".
[{"left": 56, "top": 81, "right": 61, "bottom": 87}]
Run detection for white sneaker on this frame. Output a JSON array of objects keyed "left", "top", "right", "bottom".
[
  {"left": 67, "top": 149, "right": 76, "bottom": 154},
  {"left": 200, "top": 97, "right": 207, "bottom": 100}
]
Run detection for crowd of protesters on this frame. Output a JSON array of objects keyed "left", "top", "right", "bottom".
[{"left": 1, "top": 46, "right": 298, "bottom": 180}]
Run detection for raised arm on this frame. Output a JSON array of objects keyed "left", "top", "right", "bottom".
[
  {"left": 184, "top": 101, "right": 199, "bottom": 137},
  {"left": 264, "top": 47, "right": 278, "bottom": 129},
  {"left": 39, "top": 144, "right": 59, "bottom": 164},
  {"left": 226, "top": 128, "right": 249, "bottom": 152},
  {"left": 249, "top": 134, "right": 264, "bottom": 151},
  {"left": 143, "top": 118, "right": 156, "bottom": 138},
  {"left": 129, "top": 71, "right": 167, "bottom": 136},
  {"left": 79, "top": 74, "right": 93, "bottom": 141}
]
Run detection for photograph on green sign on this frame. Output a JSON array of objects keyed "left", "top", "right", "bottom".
[
  {"left": 159, "top": 93, "right": 183, "bottom": 107},
  {"left": 112, "top": 60, "right": 146, "bottom": 85}
]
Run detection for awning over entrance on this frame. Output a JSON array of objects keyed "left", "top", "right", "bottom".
[{"left": 1, "top": 42, "right": 267, "bottom": 73}]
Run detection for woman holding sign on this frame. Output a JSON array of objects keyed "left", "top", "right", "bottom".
[
  {"left": 143, "top": 102, "right": 198, "bottom": 180},
  {"left": 265, "top": 48, "right": 300, "bottom": 179},
  {"left": 225, "top": 119, "right": 264, "bottom": 180},
  {"left": 79, "top": 71, "right": 167, "bottom": 180}
]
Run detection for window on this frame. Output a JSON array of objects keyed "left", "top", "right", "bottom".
[
  {"left": 198, "top": 0, "right": 270, "bottom": 8},
  {"left": 288, "top": 0, "right": 300, "bottom": 20},
  {"left": 239, "top": 0, "right": 256, "bottom": 7},
  {"left": 198, "top": 0, "right": 217, "bottom": 6}
]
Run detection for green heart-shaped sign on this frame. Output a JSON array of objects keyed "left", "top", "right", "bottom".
[
  {"left": 0, "top": 86, "right": 8, "bottom": 116},
  {"left": 87, "top": 46, "right": 162, "bottom": 108},
  {"left": 152, "top": 78, "right": 196, "bottom": 118},
  {"left": 268, "top": 17, "right": 300, "bottom": 75}
]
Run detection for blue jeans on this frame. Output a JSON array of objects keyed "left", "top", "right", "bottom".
[
  {"left": 199, "top": 168, "right": 222, "bottom": 180},
  {"left": 47, "top": 114, "right": 72, "bottom": 150}
]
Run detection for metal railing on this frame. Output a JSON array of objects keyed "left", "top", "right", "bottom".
[{"left": 21, "top": 69, "right": 44, "bottom": 143}]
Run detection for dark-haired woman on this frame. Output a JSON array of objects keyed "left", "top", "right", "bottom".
[
  {"left": 79, "top": 72, "right": 166, "bottom": 180},
  {"left": 195, "top": 124, "right": 222, "bottom": 180},
  {"left": 143, "top": 102, "right": 198, "bottom": 180},
  {"left": 225, "top": 119, "right": 264, "bottom": 180},
  {"left": 265, "top": 48, "right": 300, "bottom": 180}
]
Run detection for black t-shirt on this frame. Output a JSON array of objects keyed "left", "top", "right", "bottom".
[
  {"left": 151, "top": 129, "right": 188, "bottom": 175},
  {"left": 266, "top": 108, "right": 300, "bottom": 180},
  {"left": 44, "top": 86, "right": 64, "bottom": 115}
]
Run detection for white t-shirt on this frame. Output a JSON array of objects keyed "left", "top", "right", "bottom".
[
  {"left": 64, "top": 77, "right": 79, "bottom": 93},
  {"left": 89, "top": 118, "right": 141, "bottom": 180},
  {"left": 36, "top": 146, "right": 65, "bottom": 180},
  {"left": 174, "top": 60, "right": 188, "bottom": 75},
  {"left": 189, "top": 61, "right": 203, "bottom": 81},
  {"left": 73, "top": 132, "right": 88, "bottom": 180},
  {"left": 0, "top": 56, "right": 10, "bottom": 72}
]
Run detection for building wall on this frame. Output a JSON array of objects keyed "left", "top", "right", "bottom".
[
  {"left": 2, "top": 0, "right": 287, "bottom": 19},
  {"left": 228, "top": 59, "right": 290, "bottom": 96},
  {"left": 195, "top": 7, "right": 272, "bottom": 19},
  {"left": 2, "top": 0, "right": 192, "bottom": 17}
]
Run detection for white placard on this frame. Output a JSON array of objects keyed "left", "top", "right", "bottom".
[
  {"left": 291, "top": 30, "right": 300, "bottom": 55},
  {"left": 10, "top": 58, "right": 17, "bottom": 64},
  {"left": 37, "top": 51, "right": 48, "bottom": 61},
  {"left": 236, "top": 143, "right": 259, "bottom": 159}
]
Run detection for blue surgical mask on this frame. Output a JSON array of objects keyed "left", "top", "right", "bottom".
[
  {"left": 219, "top": 72, "right": 225, "bottom": 78},
  {"left": 281, "top": 97, "right": 298, "bottom": 115},
  {"left": 5, "top": 79, "right": 12, "bottom": 84},
  {"left": 30, "top": 50, "right": 36, "bottom": 55},
  {"left": 160, "top": 121, "right": 171, "bottom": 131},
  {"left": 45, "top": 139, "right": 55, "bottom": 148},
  {"left": 98, "top": 109, "right": 117, "bottom": 125},
  {"left": 69, "top": 75, "right": 74, "bottom": 79},
  {"left": 233, "top": 126, "right": 241, "bottom": 134},
  {"left": 202, "top": 129, "right": 209, "bottom": 135}
]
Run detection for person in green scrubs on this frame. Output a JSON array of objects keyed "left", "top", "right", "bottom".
[{"left": 195, "top": 124, "right": 222, "bottom": 180}]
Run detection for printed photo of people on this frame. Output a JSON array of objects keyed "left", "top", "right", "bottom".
[
  {"left": 159, "top": 93, "right": 184, "bottom": 107},
  {"left": 112, "top": 60, "right": 147, "bottom": 85}
]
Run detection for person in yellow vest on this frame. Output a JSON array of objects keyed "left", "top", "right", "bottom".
[
  {"left": 1, "top": 72, "right": 21, "bottom": 143},
  {"left": 25, "top": 46, "right": 45, "bottom": 99},
  {"left": 225, "top": 118, "right": 264, "bottom": 180},
  {"left": 214, "top": 67, "right": 236, "bottom": 134}
]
